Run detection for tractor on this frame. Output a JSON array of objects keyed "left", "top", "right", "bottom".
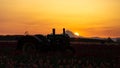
[{"left": 17, "top": 28, "right": 75, "bottom": 55}]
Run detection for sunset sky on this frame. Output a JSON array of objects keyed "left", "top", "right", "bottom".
[{"left": 0, "top": 0, "right": 120, "bottom": 38}]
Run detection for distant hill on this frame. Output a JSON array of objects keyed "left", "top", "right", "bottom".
[
  {"left": 0, "top": 35, "right": 23, "bottom": 41},
  {"left": 0, "top": 34, "right": 119, "bottom": 45},
  {"left": 116, "top": 38, "right": 120, "bottom": 44}
]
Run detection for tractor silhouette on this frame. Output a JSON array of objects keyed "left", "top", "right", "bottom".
[{"left": 17, "top": 28, "right": 75, "bottom": 55}]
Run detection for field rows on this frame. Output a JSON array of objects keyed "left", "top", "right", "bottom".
[{"left": 0, "top": 41, "right": 120, "bottom": 57}]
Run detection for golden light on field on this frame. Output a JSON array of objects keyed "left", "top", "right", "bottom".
[{"left": 74, "top": 32, "right": 80, "bottom": 36}]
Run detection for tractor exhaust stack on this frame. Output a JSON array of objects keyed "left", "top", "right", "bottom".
[
  {"left": 52, "top": 28, "right": 55, "bottom": 35},
  {"left": 63, "top": 28, "right": 65, "bottom": 35}
]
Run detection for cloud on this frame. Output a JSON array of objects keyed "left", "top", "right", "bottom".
[
  {"left": 65, "top": 30, "right": 83, "bottom": 38},
  {"left": 65, "top": 30, "right": 75, "bottom": 37}
]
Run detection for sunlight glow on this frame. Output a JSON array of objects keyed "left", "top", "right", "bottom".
[{"left": 74, "top": 32, "right": 80, "bottom": 36}]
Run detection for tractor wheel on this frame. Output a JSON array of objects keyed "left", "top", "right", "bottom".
[{"left": 22, "top": 42, "right": 37, "bottom": 55}]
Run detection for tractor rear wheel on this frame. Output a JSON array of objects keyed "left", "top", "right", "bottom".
[{"left": 22, "top": 42, "right": 37, "bottom": 55}]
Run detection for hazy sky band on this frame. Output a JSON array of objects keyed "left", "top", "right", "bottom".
[{"left": 0, "top": 0, "right": 120, "bottom": 38}]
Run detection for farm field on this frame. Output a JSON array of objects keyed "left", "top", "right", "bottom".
[{"left": 0, "top": 40, "right": 120, "bottom": 68}]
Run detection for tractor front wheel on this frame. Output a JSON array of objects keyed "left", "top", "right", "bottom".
[{"left": 64, "top": 46, "right": 75, "bottom": 56}]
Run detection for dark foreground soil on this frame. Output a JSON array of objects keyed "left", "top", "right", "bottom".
[
  {"left": 0, "top": 42, "right": 120, "bottom": 68},
  {"left": 0, "top": 54, "right": 120, "bottom": 68}
]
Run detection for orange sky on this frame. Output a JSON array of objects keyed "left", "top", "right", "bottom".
[{"left": 0, "top": 0, "right": 120, "bottom": 38}]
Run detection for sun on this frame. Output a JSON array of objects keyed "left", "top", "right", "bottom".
[{"left": 74, "top": 32, "right": 80, "bottom": 36}]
